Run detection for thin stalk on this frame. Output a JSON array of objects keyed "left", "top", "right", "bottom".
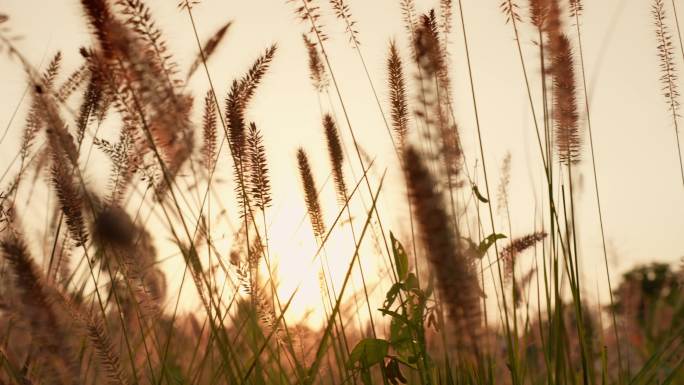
[
  {"left": 457, "top": 1, "right": 517, "bottom": 382},
  {"left": 669, "top": 0, "right": 684, "bottom": 186},
  {"left": 572, "top": 7, "right": 624, "bottom": 379}
]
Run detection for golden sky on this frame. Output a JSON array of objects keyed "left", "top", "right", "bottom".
[{"left": 1, "top": 0, "right": 683, "bottom": 322}]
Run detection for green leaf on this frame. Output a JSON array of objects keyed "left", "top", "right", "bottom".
[
  {"left": 403, "top": 273, "right": 419, "bottom": 291},
  {"left": 472, "top": 184, "right": 489, "bottom": 203},
  {"left": 476, "top": 233, "right": 506, "bottom": 258},
  {"left": 390, "top": 232, "right": 409, "bottom": 281},
  {"left": 383, "top": 282, "right": 402, "bottom": 310},
  {"left": 390, "top": 316, "right": 412, "bottom": 352},
  {"left": 378, "top": 309, "right": 414, "bottom": 328},
  {"left": 410, "top": 296, "right": 427, "bottom": 325},
  {"left": 347, "top": 338, "right": 389, "bottom": 369}
]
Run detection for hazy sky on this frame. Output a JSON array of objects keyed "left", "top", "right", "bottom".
[{"left": 1, "top": 0, "right": 683, "bottom": 321}]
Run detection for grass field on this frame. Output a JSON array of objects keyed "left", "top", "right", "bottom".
[{"left": 0, "top": 0, "right": 683, "bottom": 384}]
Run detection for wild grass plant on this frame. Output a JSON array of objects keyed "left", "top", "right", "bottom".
[{"left": 0, "top": 0, "right": 683, "bottom": 384}]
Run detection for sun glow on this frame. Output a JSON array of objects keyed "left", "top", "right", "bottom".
[{"left": 263, "top": 190, "right": 386, "bottom": 328}]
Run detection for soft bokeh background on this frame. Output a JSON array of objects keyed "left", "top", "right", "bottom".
[{"left": 1, "top": 0, "right": 682, "bottom": 324}]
